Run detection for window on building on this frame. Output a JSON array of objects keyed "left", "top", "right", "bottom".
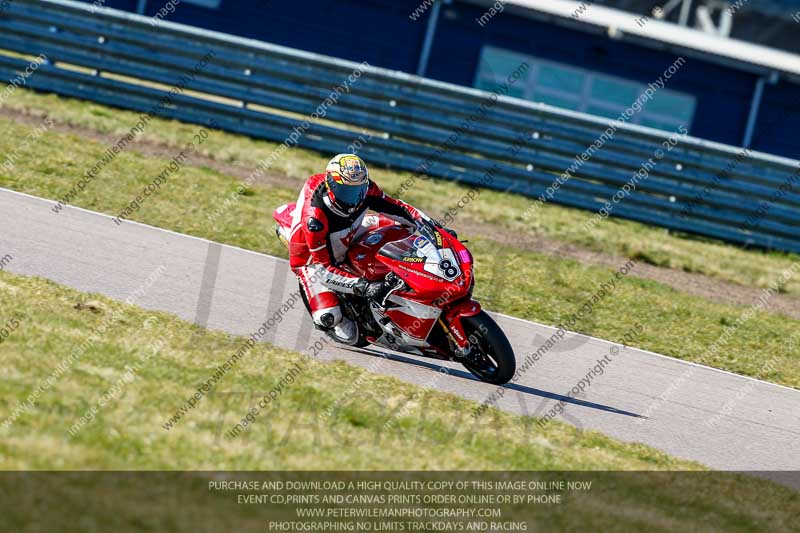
[
  {"left": 474, "top": 45, "right": 696, "bottom": 132},
  {"left": 474, "top": 46, "right": 529, "bottom": 98}
]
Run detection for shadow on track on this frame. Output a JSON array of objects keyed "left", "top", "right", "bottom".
[{"left": 342, "top": 345, "right": 646, "bottom": 420}]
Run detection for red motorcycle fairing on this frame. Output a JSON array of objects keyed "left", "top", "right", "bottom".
[
  {"left": 441, "top": 298, "right": 482, "bottom": 350},
  {"left": 375, "top": 227, "right": 473, "bottom": 305},
  {"left": 382, "top": 295, "right": 442, "bottom": 341},
  {"left": 346, "top": 223, "right": 411, "bottom": 281},
  {"left": 362, "top": 223, "right": 475, "bottom": 344},
  {"left": 273, "top": 201, "right": 516, "bottom": 384},
  {"left": 276, "top": 202, "right": 478, "bottom": 351},
  {"left": 347, "top": 224, "right": 447, "bottom": 342}
]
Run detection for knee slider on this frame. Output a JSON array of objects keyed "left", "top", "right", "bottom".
[
  {"left": 320, "top": 313, "right": 335, "bottom": 328},
  {"left": 313, "top": 307, "right": 342, "bottom": 328}
]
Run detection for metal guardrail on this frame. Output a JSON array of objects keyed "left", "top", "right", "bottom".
[{"left": 1, "top": 0, "right": 798, "bottom": 253}]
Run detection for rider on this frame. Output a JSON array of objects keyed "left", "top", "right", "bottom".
[{"left": 286, "top": 154, "right": 431, "bottom": 340}]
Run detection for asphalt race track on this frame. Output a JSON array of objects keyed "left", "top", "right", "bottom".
[{"left": 2, "top": 187, "right": 799, "bottom": 478}]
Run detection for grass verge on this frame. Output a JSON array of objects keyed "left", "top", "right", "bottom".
[
  {"left": 0, "top": 270, "right": 797, "bottom": 531},
  {"left": 0, "top": 269, "right": 696, "bottom": 470}
]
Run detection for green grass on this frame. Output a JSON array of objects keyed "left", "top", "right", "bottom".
[
  {"left": 1, "top": 104, "right": 799, "bottom": 389},
  {"left": 0, "top": 271, "right": 677, "bottom": 469},
  {"left": 5, "top": 88, "right": 800, "bottom": 297},
  {"left": 473, "top": 237, "right": 800, "bottom": 387},
  {"left": 0, "top": 270, "right": 798, "bottom": 531}
]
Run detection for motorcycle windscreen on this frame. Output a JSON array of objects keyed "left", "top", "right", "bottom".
[{"left": 378, "top": 233, "right": 462, "bottom": 282}]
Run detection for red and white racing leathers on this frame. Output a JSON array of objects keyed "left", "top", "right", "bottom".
[{"left": 287, "top": 173, "right": 427, "bottom": 326}]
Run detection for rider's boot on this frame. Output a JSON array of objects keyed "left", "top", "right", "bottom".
[{"left": 333, "top": 316, "right": 357, "bottom": 342}]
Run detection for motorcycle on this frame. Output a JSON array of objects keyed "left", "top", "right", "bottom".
[{"left": 273, "top": 205, "right": 516, "bottom": 385}]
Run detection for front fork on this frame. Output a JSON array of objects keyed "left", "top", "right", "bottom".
[{"left": 439, "top": 299, "right": 482, "bottom": 356}]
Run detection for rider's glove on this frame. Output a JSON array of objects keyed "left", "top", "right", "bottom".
[
  {"left": 366, "top": 280, "right": 391, "bottom": 303},
  {"left": 352, "top": 278, "right": 370, "bottom": 297}
]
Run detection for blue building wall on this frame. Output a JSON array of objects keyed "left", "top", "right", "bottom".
[
  {"left": 95, "top": 0, "right": 427, "bottom": 72},
  {"left": 83, "top": 0, "right": 799, "bottom": 158},
  {"left": 758, "top": 80, "right": 800, "bottom": 157},
  {"left": 427, "top": 2, "right": 754, "bottom": 147}
]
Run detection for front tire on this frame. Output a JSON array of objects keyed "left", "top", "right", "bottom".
[{"left": 460, "top": 311, "right": 515, "bottom": 385}]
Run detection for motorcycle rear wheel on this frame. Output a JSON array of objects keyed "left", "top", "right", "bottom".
[{"left": 460, "top": 311, "right": 515, "bottom": 385}]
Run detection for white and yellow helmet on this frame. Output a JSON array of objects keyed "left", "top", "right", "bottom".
[{"left": 324, "top": 154, "right": 370, "bottom": 215}]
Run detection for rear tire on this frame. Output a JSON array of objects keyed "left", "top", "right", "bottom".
[{"left": 460, "top": 311, "right": 515, "bottom": 385}]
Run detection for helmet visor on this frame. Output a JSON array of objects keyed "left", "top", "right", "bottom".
[{"left": 326, "top": 174, "right": 368, "bottom": 211}]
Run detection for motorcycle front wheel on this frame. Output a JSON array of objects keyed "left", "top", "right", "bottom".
[{"left": 459, "top": 311, "right": 516, "bottom": 385}]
